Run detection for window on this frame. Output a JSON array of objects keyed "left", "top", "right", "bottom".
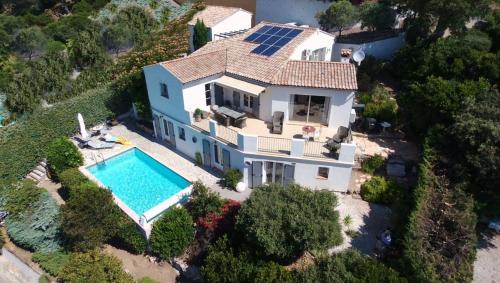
[
  {"left": 160, "top": 83, "right": 169, "bottom": 98},
  {"left": 205, "top": 84, "right": 211, "bottom": 106},
  {"left": 162, "top": 119, "right": 169, "bottom": 137},
  {"left": 178, "top": 127, "right": 185, "bottom": 141},
  {"left": 265, "top": 161, "right": 284, "bottom": 185},
  {"left": 243, "top": 93, "right": 254, "bottom": 108},
  {"left": 310, "top": 48, "right": 326, "bottom": 61},
  {"left": 301, "top": 49, "right": 308, "bottom": 60},
  {"left": 214, "top": 144, "right": 222, "bottom": 164},
  {"left": 317, "top": 167, "right": 329, "bottom": 179}
]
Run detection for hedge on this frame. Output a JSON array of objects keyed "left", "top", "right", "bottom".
[
  {"left": 0, "top": 86, "right": 130, "bottom": 180},
  {"left": 46, "top": 137, "right": 83, "bottom": 177},
  {"left": 32, "top": 251, "right": 70, "bottom": 277},
  {"left": 150, "top": 207, "right": 194, "bottom": 259}
]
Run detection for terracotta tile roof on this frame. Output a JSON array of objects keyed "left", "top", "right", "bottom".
[
  {"left": 272, "top": 61, "right": 357, "bottom": 90},
  {"left": 160, "top": 22, "right": 358, "bottom": 90},
  {"left": 188, "top": 6, "right": 248, "bottom": 27},
  {"left": 162, "top": 50, "right": 226, "bottom": 83}
]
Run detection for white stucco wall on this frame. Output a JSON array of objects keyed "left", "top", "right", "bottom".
[
  {"left": 333, "top": 33, "right": 406, "bottom": 61},
  {"left": 263, "top": 86, "right": 355, "bottom": 129},
  {"left": 256, "top": 0, "right": 330, "bottom": 27},
  {"left": 144, "top": 64, "right": 190, "bottom": 124},
  {"left": 182, "top": 75, "right": 221, "bottom": 114},
  {"left": 290, "top": 30, "right": 335, "bottom": 61}
]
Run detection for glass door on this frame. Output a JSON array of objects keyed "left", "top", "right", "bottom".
[
  {"left": 264, "top": 161, "right": 284, "bottom": 185},
  {"left": 289, "top": 95, "right": 329, "bottom": 124}
]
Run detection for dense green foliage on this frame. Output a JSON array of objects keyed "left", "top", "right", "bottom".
[
  {"left": 359, "top": 1, "right": 396, "bottom": 31},
  {"left": 60, "top": 249, "right": 133, "bottom": 283},
  {"left": 0, "top": 181, "right": 62, "bottom": 252},
  {"left": 149, "top": 207, "right": 194, "bottom": 259},
  {"left": 46, "top": 137, "right": 83, "bottom": 177},
  {"left": 360, "top": 176, "right": 402, "bottom": 205},
  {"left": 359, "top": 85, "right": 398, "bottom": 124},
  {"left": 186, "top": 181, "right": 224, "bottom": 220},
  {"left": 110, "top": 220, "right": 147, "bottom": 255},
  {"left": 58, "top": 168, "right": 89, "bottom": 198},
  {"left": 0, "top": 86, "right": 129, "bottom": 180},
  {"left": 401, "top": 146, "right": 477, "bottom": 282},
  {"left": 223, "top": 169, "right": 242, "bottom": 190},
  {"left": 201, "top": 236, "right": 293, "bottom": 283},
  {"left": 137, "top": 277, "right": 159, "bottom": 283},
  {"left": 61, "top": 181, "right": 121, "bottom": 251},
  {"left": 316, "top": 0, "right": 358, "bottom": 37},
  {"left": 32, "top": 251, "right": 70, "bottom": 277},
  {"left": 361, "top": 154, "right": 385, "bottom": 174},
  {"left": 15, "top": 26, "right": 47, "bottom": 60},
  {"left": 236, "top": 184, "right": 342, "bottom": 262},
  {"left": 193, "top": 19, "right": 208, "bottom": 50},
  {"left": 294, "top": 249, "right": 406, "bottom": 283}
]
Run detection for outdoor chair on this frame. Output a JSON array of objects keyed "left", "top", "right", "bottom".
[
  {"left": 272, "top": 111, "right": 284, "bottom": 134},
  {"left": 326, "top": 126, "right": 349, "bottom": 152}
]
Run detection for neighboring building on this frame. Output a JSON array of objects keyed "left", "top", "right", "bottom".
[
  {"left": 188, "top": 5, "right": 252, "bottom": 52},
  {"left": 255, "top": 0, "right": 330, "bottom": 27},
  {"left": 144, "top": 22, "right": 358, "bottom": 192},
  {"left": 333, "top": 30, "right": 406, "bottom": 61}
]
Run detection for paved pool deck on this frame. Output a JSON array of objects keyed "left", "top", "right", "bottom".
[{"left": 77, "top": 120, "right": 251, "bottom": 202}]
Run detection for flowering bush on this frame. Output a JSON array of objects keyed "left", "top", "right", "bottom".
[{"left": 197, "top": 200, "right": 241, "bottom": 239}]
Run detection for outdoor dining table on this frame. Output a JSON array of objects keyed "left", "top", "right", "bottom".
[
  {"left": 302, "top": 125, "right": 316, "bottom": 140},
  {"left": 216, "top": 106, "right": 246, "bottom": 120}
]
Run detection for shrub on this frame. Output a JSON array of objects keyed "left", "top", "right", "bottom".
[
  {"left": 361, "top": 154, "right": 385, "bottom": 174},
  {"left": 254, "top": 262, "right": 293, "bottom": 283},
  {"left": 62, "top": 183, "right": 121, "bottom": 251},
  {"left": 195, "top": 152, "right": 203, "bottom": 166},
  {"left": 60, "top": 249, "right": 134, "bottom": 283},
  {"left": 110, "top": 219, "right": 147, "bottom": 255},
  {"left": 2, "top": 183, "right": 62, "bottom": 252},
  {"left": 59, "top": 168, "right": 88, "bottom": 191},
  {"left": 362, "top": 85, "right": 398, "bottom": 124},
  {"left": 137, "top": 277, "right": 158, "bottom": 283},
  {"left": 197, "top": 199, "right": 241, "bottom": 240},
  {"left": 150, "top": 207, "right": 194, "bottom": 259},
  {"left": 0, "top": 86, "right": 130, "bottom": 181},
  {"left": 186, "top": 181, "right": 224, "bottom": 220},
  {"left": 223, "top": 169, "right": 242, "bottom": 190},
  {"left": 46, "top": 137, "right": 83, "bottom": 177},
  {"left": 32, "top": 251, "right": 70, "bottom": 277},
  {"left": 360, "top": 176, "right": 402, "bottom": 205},
  {"left": 294, "top": 249, "right": 406, "bottom": 282},
  {"left": 236, "top": 184, "right": 342, "bottom": 262},
  {"left": 38, "top": 275, "right": 50, "bottom": 283}
]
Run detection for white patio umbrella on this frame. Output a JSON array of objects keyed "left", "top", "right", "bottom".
[{"left": 77, "top": 113, "right": 89, "bottom": 139}]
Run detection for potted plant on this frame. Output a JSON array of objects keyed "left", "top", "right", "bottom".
[
  {"left": 194, "top": 108, "right": 203, "bottom": 122},
  {"left": 195, "top": 152, "right": 203, "bottom": 166}
]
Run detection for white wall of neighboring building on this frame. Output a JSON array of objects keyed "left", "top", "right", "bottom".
[
  {"left": 144, "top": 64, "right": 190, "bottom": 124},
  {"left": 256, "top": 0, "right": 330, "bottom": 27},
  {"left": 290, "top": 30, "right": 335, "bottom": 61},
  {"left": 261, "top": 86, "right": 355, "bottom": 129}
]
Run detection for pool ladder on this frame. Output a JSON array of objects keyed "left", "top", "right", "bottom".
[{"left": 92, "top": 151, "right": 106, "bottom": 165}]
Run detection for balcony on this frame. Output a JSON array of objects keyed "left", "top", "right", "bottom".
[{"left": 192, "top": 116, "right": 355, "bottom": 163}]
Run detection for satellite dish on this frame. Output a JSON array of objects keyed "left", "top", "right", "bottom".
[{"left": 352, "top": 50, "right": 365, "bottom": 66}]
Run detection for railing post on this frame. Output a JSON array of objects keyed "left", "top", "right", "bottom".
[
  {"left": 209, "top": 119, "right": 218, "bottom": 138},
  {"left": 238, "top": 133, "right": 257, "bottom": 153},
  {"left": 290, "top": 138, "right": 305, "bottom": 157},
  {"left": 339, "top": 142, "right": 356, "bottom": 163}
]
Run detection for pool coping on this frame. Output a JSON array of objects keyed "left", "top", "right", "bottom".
[{"left": 79, "top": 146, "right": 193, "bottom": 236}]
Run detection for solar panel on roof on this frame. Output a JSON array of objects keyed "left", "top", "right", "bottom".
[{"left": 246, "top": 25, "right": 303, "bottom": 57}]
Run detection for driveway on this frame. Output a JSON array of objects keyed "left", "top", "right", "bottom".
[{"left": 474, "top": 232, "right": 500, "bottom": 283}]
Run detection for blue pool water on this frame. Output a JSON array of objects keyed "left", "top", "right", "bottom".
[{"left": 88, "top": 148, "right": 190, "bottom": 215}]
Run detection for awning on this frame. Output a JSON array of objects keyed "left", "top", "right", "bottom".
[{"left": 215, "top": 76, "right": 265, "bottom": 96}]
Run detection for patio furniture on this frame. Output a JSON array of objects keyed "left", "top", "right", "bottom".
[
  {"left": 326, "top": 126, "right": 349, "bottom": 152},
  {"left": 313, "top": 129, "right": 320, "bottom": 141},
  {"left": 272, "top": 111, "right": 284, "bottom": 134},
  {"left": 87, "top": 140, "right": 115, "bottom": 149},
  {"left": 216, "top": 106, "right": 246, "bottom": 127},
  {"left": 234, "top": 117, "right": 247, "bottom": 129}
]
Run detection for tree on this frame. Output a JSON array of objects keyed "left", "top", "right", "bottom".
[
  {"left": 61, "top": 182, "right": 121, "bottom": 251},
  {"left": 102, "top": 24, "right": 132, "bottom": 56},
  {"left": 394, "top": 0, "right": 491, "bottom": 41},
  {"left": 110, "top": 5, "right": 158, "bottom": 45},
  {"left": 60, "top": 249, "right": 134, "bottom": 283},
  {"left": 193, "top": 18, "right": 209, "bottom": 50},
  {"left": 359, "top": 1, "right": 397, "bottom": 31},
  {"left": 294, "top": 249, "right": 406, "bottom": 283},
  {"left": 185, "top": 181, "right": 224, "bottom": 220},
  {"left": 15, "top": 26, "right": 47, "bottom": 60},
  {"left": 69, "top": 30, "right": 109, "bottom": 69},
  {"left": 236, "top": 184, "right": 342, "bottom": 262},
  {"left": 316, "top": 0, "right": 358, "bottom": 37},
  {"left": 149, "top": 207, "right": 194, "bottom": 259},
  {"left": 46, "top": 137, "right": 83, "bottom": 176}
]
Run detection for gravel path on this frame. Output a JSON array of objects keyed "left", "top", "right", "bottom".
[{"left": 474, "top": 233, "right": 500, "bottom": 283}]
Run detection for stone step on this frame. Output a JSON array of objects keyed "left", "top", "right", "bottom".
[
  {"left": 28, "top": 172, "right": 42, "bottom": 181},
  {"left": 35, "top": 165, "right": 47, "bottom": 173},
  {"left": 26, "top": 175, "right": 38, "bottom": 182},
  {"left": 32, "top": 169, "right": 45, "bottom": 178},
  {"left": 39, "top": 160, "right": 47, "bottom": 167}
]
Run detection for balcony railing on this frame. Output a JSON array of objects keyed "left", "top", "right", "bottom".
[
  {"left": 304, "top": 140, "right": 333, "bottom": 158},
  {"left": 217, "top": 125, "right": 238, "bottom": 145},
  {"left": 257, "top": 136, "right": 292, "bottom": 155}
]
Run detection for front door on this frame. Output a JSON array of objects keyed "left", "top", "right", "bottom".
[
  {"left": 283, "top": 164, "right": 295, "bottom": 187},
  {"left": 202, "top": 139, "right": 211, "bottom": 167},
  {"left": 222, "top": 149, "right": 230, "bottom": 172},
  {"left": 167, "top": 121, "right": 176, "bottom": 148},
  {"left": 214, "top": 85, "right": 224, "bottom": 106},
  {"left": 233, "top": 91, "right": 240, "bottom": 109},
  {"left": 251, "top": 161, "right": 263, "bottom": 188},
  {"left": 252, "top": 95, "right": 259, "bottom": 117},
  {"left": 153, "top": 115, "right": 161, "bottom": 139}
]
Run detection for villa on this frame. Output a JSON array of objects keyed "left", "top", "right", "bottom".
[{"left": 143, "top": 21, "right": 358, "bottom": 192}]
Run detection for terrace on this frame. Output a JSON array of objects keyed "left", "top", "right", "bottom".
[{"left": 192, "top": 115, "right": 354, "bottom": 162}]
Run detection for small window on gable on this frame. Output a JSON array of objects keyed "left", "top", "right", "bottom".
[
  {"left": 317, "top": 167, "right": 329, "bottom": 179},
  {"left": 160, "top": 83, "right": 169, "bottom": 98},
  {"left": 178, "top": 127, "right": 185, "bottom": 140}
]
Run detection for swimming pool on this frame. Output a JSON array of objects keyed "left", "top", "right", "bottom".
[{"left": 87, "top": 148, "right": 191, "bottom": 217}]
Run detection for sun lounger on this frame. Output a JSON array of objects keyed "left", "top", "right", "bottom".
[{"left": 87, "top": 140, "right": 115, "bottom": 149}]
